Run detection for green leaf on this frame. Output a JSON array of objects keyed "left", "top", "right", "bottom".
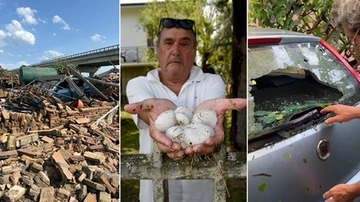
[
  {"left": 258, "top": 183, "right": 266, "bottom": 192},
  {"left": 284, "top": 153, "right": 291, "bottom": 158}
]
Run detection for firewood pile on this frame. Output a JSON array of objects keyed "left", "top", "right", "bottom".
[{"left": 0, "top": 74, "right": 120, "bottom": 201}]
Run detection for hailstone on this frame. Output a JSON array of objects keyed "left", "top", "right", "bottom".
[
  {"left": 182, "top": 124, "right": 215, "bottom": 148},
  {"left": 174, "top": 106, "right": 193, "bottom": 120},
  {"left": 165, "top": 126, "right": 184, "bottom": 143},
  {"left": 175, "top": 113, "right": 191, "bottom": 125},
  {"left": 154, "top": 106, "right": 218, "bottom": 149},
  {"left": 154, "top": 110, "right": 177, "bottom": 131},
  {"left": 191, "top": 109, "right": 217, "bottom": 128}
]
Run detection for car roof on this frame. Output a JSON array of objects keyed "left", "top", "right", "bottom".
[{"left": 248, "top": 26, "right": 320, "bottom": 44}]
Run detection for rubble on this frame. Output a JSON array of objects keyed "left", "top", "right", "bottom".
[{"left": 0, "top": 67, "right": 120, "bottom": 201}]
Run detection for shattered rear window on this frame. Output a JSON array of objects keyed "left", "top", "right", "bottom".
[{"left": 248, "top": 42, "right": 360, "bottom": 136}]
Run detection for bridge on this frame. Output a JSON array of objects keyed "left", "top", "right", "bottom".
[{"left": 28, "top": 44, "right": 119, "bottom": 75}]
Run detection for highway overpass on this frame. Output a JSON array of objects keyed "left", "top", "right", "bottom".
[{"left": 28, "top": 44, "right": 119, "bottom": 75}]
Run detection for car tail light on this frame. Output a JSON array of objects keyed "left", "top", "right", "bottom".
[
  {"left": 248, "top": 38, "right": 282, "bottom": 46},
  {"left": 320, "top": 39, "right": 360, "bottom": 84}
]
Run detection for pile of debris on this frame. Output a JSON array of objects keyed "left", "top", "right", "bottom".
[{"left": 0, "top": 67, "right": 119, "bottom": 201}]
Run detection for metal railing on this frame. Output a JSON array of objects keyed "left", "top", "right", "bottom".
[
  {"left": 121, "top": 46, "right": 155, "bottom": 63},
  {"left": 29, "top": 44, "right": 119, "bottom": 67}
]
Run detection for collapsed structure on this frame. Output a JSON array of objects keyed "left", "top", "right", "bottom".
[{"left": 0, "top": 66, "right": 120, "bottom": 202}]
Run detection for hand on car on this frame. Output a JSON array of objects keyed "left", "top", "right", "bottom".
[
  {"left": 323, "top": 183, "right": 359, "bottom": 202},
  {"left": 124, "top": 98, "right": 247, "bottom": 159},
  {"left": 184, "top": 98, "right": 247, "bottom": 157},
  {"left": 320, "top": 104, "right": 360, "bottom": 124}
]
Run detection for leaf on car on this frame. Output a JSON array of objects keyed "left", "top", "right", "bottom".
[
  {"left": 258, "top": 183, "right": 266, "bottom": 192},
  {"left": 275, "top": 114, "right": 284, "bottom": 121},
  {"left": 278, "top": 131, "right": 290, "bottom": 138},
  {"left": 284, "top": 153, "right": 291, "bottom": 158}
]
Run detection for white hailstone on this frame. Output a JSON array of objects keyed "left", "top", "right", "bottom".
[
  {"left": 165, "top": 126, "right": 184, "bottom": 142},
  {"left": 154, "top": 110, "right": 177, "bottom": 131},
  {"left": 155, "top": 107, "right": 218, "bottom": 149},
  {"left": 175, "top": 112, "right": 191, "bottom": 125},
  {"left": 182, "top": 124, "right": 215, "bottom": 148},
  {"left": 191, "top": 109, "right": 217, "bottom": 128},
  {"left": 174, "top": 106, "right": 193, "bottom": 120}
]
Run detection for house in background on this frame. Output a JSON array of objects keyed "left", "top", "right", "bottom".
[{"left": 120, "top": 1, "right": 155, "bottom": 98}]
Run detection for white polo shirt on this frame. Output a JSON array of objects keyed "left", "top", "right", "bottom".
[{"left": 126, "top": 66, "right": 226, "bottom": 202}]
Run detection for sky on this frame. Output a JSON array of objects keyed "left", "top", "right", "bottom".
[
  {"left": 120, "top": 0, "right": 151, "bottom": 4},
  {"left": 0, "top": 0, "right": 119, "bottom": 71}
]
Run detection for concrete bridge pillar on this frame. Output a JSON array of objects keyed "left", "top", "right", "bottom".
[{"left": 76, "top": 65, "right": 100, "bottom": 77}]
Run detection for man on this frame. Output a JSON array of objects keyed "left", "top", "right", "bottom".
[
  {"left": 321, "top": 0, "right": 360, "bottom": 201},
  {"left": 125, "top": 18, "right": 246, "bottom": 201}
]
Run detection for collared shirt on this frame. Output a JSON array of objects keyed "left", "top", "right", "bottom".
[{"left": 126, "top": 66, "right": 226, "bottom": 202}]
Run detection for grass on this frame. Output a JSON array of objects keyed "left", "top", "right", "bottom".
[
  {"left": 121, "top": 110, "right": 140, "bottom": 201},
  {"left": 121, "top": 109, "right": 246, "bottom": 201},
  {"left": 121, "top": 111, "right": 139, "bottom": 154}
]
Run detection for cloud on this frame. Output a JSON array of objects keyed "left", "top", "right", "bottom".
[
  {"left": 52, "top": 15, "right": 70, "bottom": 30},
  {"left": 0, "top": 30, "right": 7, "bottom": 47},
  {"left": 0, "top": 49, "right": 3, "bottom": 53},
  {"left": 91, "top": 34, "right": 106, "bottom": 42},
  {"left": 0, "top": 20, "right": 35, "bottom": 47},
  {"left": 37, "top": 18, "right": 46, "bottom": 24},
  {"left": 0, "top": 1, "right": 5, "bottom": 10},
  {"left": 16, "top": 7, "right": 38, "bottom": 25},
  {"left": 0, "top": 61, "right": 29, "bottom": 70},
  {"left": 38, "top": 50, "right": 65, "bottom": 61}
]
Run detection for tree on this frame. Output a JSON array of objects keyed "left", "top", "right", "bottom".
[
  {"left": 209, "top": 0, "right": 233, "bottom": 96},
  {"left": 52, "top": 60, "right": 76, "bottom": 74},
  {"left": 138, "top": 0, "right": 234, "bottom": 89},
  {"left": 248, "top": 0, "right": 354, "bottom": 68},
  {"left": 138, "top": 0, "right": 207, "bottom": 65},
  {"left": 230, "top": 0, "right": 247, "bottom": 152}
]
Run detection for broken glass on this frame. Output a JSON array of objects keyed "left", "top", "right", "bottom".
[{"left": 248, "top": 42, "right": 360, "bottom": 139}]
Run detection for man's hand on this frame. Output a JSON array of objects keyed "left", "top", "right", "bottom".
[
  {"left": 185, "top": 98, "right": 247, "bottom": 157},
  {"left": 124, "top": 98, "right": 185, "bottom": 159},
  {"left": 124, "top": 98, "right": 247, "bottom": 159},
  {"left": 320, "top": 104, "right": 360, "bottom": 124},
  {"left": 323, "top": 183, "right": 360, "bottom": 202}
]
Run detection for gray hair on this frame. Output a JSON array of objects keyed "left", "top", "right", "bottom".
[
  {"left": 156, "top": 24, "right": 197, "bottom": 47},
  {"left": 331, "top": 0, "right": 360, "bottom": 32}
]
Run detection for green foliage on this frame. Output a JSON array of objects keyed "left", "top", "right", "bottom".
[
  {"left": 0, "top": 67, "right": 19, "bottom": 87},
  {"left": 137, "top": 0, "right": 234, "bottom": 95},
  {"left": 137, "top": 0, "right": 206, "bottom": 67},
  {"left": 52, "top": 60, "right": 76, "bottom": 74},
  {"left": 248, "top": 0, "right": 351, "bottom": 64}
]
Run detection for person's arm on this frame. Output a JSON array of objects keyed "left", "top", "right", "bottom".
[
  {"left": 320, "top": 104, "right": 360, "bottom": 124},
  {"left": 323, "top": 181, "right": 360, "bottom": 202},
  {"left": 126, "top": 78, "right": 156, "bottom": 128}
]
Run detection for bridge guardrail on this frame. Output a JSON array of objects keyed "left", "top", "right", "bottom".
[
  {"left": 29, "top": 44, "right": 119, "bottom": 67},
  {"left": 121, "top": 46, "right": 155, "bottom": 63}
]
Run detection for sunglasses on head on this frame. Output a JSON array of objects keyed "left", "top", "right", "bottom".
[{"left": 158, "top": 18, "right": 196, "bottom": 35}]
